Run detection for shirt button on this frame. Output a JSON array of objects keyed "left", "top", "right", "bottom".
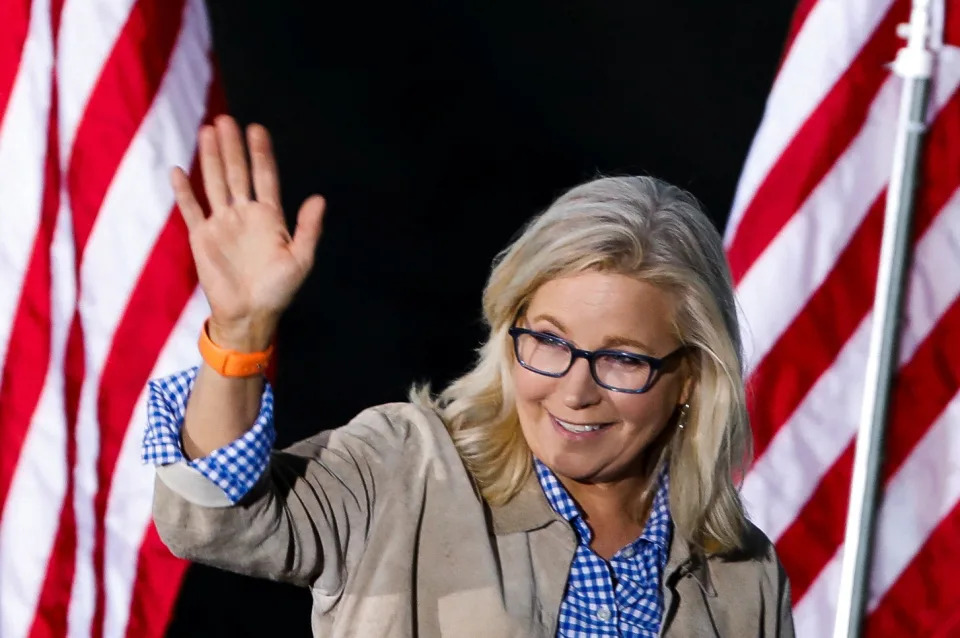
[
  {"left": 596, "top": 605, "right": 612, "bottom": 621},
  {"left": 621, "top": 546, "right": 636, "bottom": 558}
]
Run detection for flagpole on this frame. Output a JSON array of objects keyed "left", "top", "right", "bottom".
[{"left": 832, "top": 1, "right": 941, "bottom": 636}]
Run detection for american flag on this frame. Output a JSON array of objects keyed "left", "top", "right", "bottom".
[
  {"left": 727, "top": 0, "right": 960, "bottom": 636},
  {"left": 0, "top": 0, "right": 222, "bottom": 635}
]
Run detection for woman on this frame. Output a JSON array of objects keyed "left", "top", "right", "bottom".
[{"left": 145, "top": 115, "right": 794, "bottom": 637}]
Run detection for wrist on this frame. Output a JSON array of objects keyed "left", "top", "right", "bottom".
[{"left": 207, "top": 315, "right": 277, "bottom": 353}]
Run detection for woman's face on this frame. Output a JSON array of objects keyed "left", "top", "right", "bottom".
[{"left": 513, "top": 271, "right": 690, "bottom": 486}]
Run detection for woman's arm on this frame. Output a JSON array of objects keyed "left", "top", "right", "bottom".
[
  {"left": 171, "top": 115, "right": 324, "bottom": 457},
  {"left": 149, "top": 115, "right": 347, "bottom": 583},
  {"left": 153, "top": 403, "right": 415, "bottom": 590},
  {"left": 181, "top": 357, "right": 267, "bottom": 459}
]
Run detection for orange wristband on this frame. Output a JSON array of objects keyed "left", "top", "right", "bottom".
[{"left": 198, "top": 320, "right": 274, "bottom": 377}]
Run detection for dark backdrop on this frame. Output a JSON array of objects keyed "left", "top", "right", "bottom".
[{"left": 168, "top": 1, "right": 794, "bottom": 635}]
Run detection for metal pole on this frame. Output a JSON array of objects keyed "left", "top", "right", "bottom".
[{"left": 832, "top": 1, "right": 939, "bottom": 637}]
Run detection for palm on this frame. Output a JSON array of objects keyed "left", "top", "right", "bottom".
[
  {"left": 172, "top": 116, "right": 324, "bottom": 335},
  {"left": 190, "top": 200, "right": 303, "bottom": 319}
]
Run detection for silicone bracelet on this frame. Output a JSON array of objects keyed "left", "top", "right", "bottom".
[{"left": 198, "top": 319, "right": 274, "bottom": 377}]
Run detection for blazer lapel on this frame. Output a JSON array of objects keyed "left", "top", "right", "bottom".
[
  {"left": 660, "top": 532, "right": 719, "bottom": 637},
  {"left": 488, "top": 470, "right": 576, "bottom": 636}
]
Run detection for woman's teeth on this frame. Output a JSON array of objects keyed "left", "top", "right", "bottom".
[{"left": 556, "top": 418, "right": 604, "bottom": 434}]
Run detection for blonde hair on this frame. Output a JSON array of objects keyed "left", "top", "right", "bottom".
[{"left": 412, "top": 176, "right": 751, "bottom": 553}]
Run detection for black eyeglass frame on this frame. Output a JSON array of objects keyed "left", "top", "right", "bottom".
[{"left": 507, "top": 326, "right": 688, "bottom": 394}]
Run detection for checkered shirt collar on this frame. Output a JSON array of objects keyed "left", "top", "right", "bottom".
[{"left": 533, "top": 457, "right": 672, "bottom": 549}]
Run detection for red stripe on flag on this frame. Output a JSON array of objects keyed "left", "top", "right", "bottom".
[
  {"left": 67, "top": 0, "right": 186, "bottom": 260},
  {"left": 726, "top": 0, "right": 907, "bottom": 285},
  {"left": 29, "top": 1, "right": 187, "bottom": 632},
  {"left": 865, "top": 496, "right": 960, "bottom": 637},
  {"left": 947, "top": 1, "right": 960, "bottom": 47},
  {"left": 776, "top": 292, "right": 960, "bottom": 601},
  {"left": 124, "top": 523, "right": 190, "bottom": 638},
  {"left": 747, "top": 85, "right": 960, "bottom": 461},
  {"left": 0, "top": 0, "right": 31, "bottom": 127}
]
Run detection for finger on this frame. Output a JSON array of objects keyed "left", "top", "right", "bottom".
[
  {"left": 215, "top": 115, "right": 251, "bottom": 204},
  {"left": 198, "top": 125, "right": 229, "bottom": 210},
  {"left": 290, "top": 195, "right": 326, "bottom": 269},
  {"left": 247, "top": 124, "right": 281, "bottom": 210},
  {"left": 170, "top": 167, "right": 205, "bottom": 230}
]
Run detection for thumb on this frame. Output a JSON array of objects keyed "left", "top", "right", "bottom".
[{"left": 290, "top": 195, "right": 326, "bottom": 269}]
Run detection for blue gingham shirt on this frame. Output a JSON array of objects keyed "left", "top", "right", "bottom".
[
  {"left": 142, "top": 366, "right": 275, "bottom": 502},
  {"left": 534, "top": 459, "right": 671, "bottom": 638},
  {"left": 143, "top": 368, "right": 672, "bottom": 636}
]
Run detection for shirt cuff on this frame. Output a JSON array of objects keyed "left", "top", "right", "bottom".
[{"left": 142, "top": 366, "right": 276, "bottom": 504}]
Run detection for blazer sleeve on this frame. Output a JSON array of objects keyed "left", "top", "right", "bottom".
[{"left": 151, "top": 403, "right": 415, "bottom": 593}]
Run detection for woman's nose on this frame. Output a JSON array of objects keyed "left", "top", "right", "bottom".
[{"left": 561, "top": 357, "right": 602, "bottom": 409}]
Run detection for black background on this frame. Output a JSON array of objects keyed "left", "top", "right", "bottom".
[{"left": 168, "top": 1, "right": 795, "bottom": 635}]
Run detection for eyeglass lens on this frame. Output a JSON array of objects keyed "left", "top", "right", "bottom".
[{"left": 515, "top": 332, "right": 652, "bottom": 391}]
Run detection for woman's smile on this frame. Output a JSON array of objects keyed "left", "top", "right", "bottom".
[{"left": 548, "top": 411, "right": 616, "bottom": 438}]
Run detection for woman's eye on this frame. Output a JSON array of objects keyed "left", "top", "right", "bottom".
[
  {"left": 609, "top": 353, "right": 642, "bottom": 367},
  {"left": 534, "top": 333, "right": 565, "bottom": 347}
]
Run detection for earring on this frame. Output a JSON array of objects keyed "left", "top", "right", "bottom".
[{"left": 678, "top": 403, "right": 690, "bottom": 430}]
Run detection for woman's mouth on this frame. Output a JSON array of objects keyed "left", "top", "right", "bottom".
[{"left": 550, "top": 413, "right": 613, "bottom": 437}]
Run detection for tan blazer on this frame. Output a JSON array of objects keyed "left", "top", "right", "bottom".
[{"left": 153, "top": 402, "right": 795, "bottom": 637}]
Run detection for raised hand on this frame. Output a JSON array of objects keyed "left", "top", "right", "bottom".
[{"left": 172, "top": 115, "right": 325, "bottom": 351}]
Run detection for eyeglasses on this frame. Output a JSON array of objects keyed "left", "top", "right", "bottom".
[{"left": 507, "top": 326, "right": 687, "bottom": 394}]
